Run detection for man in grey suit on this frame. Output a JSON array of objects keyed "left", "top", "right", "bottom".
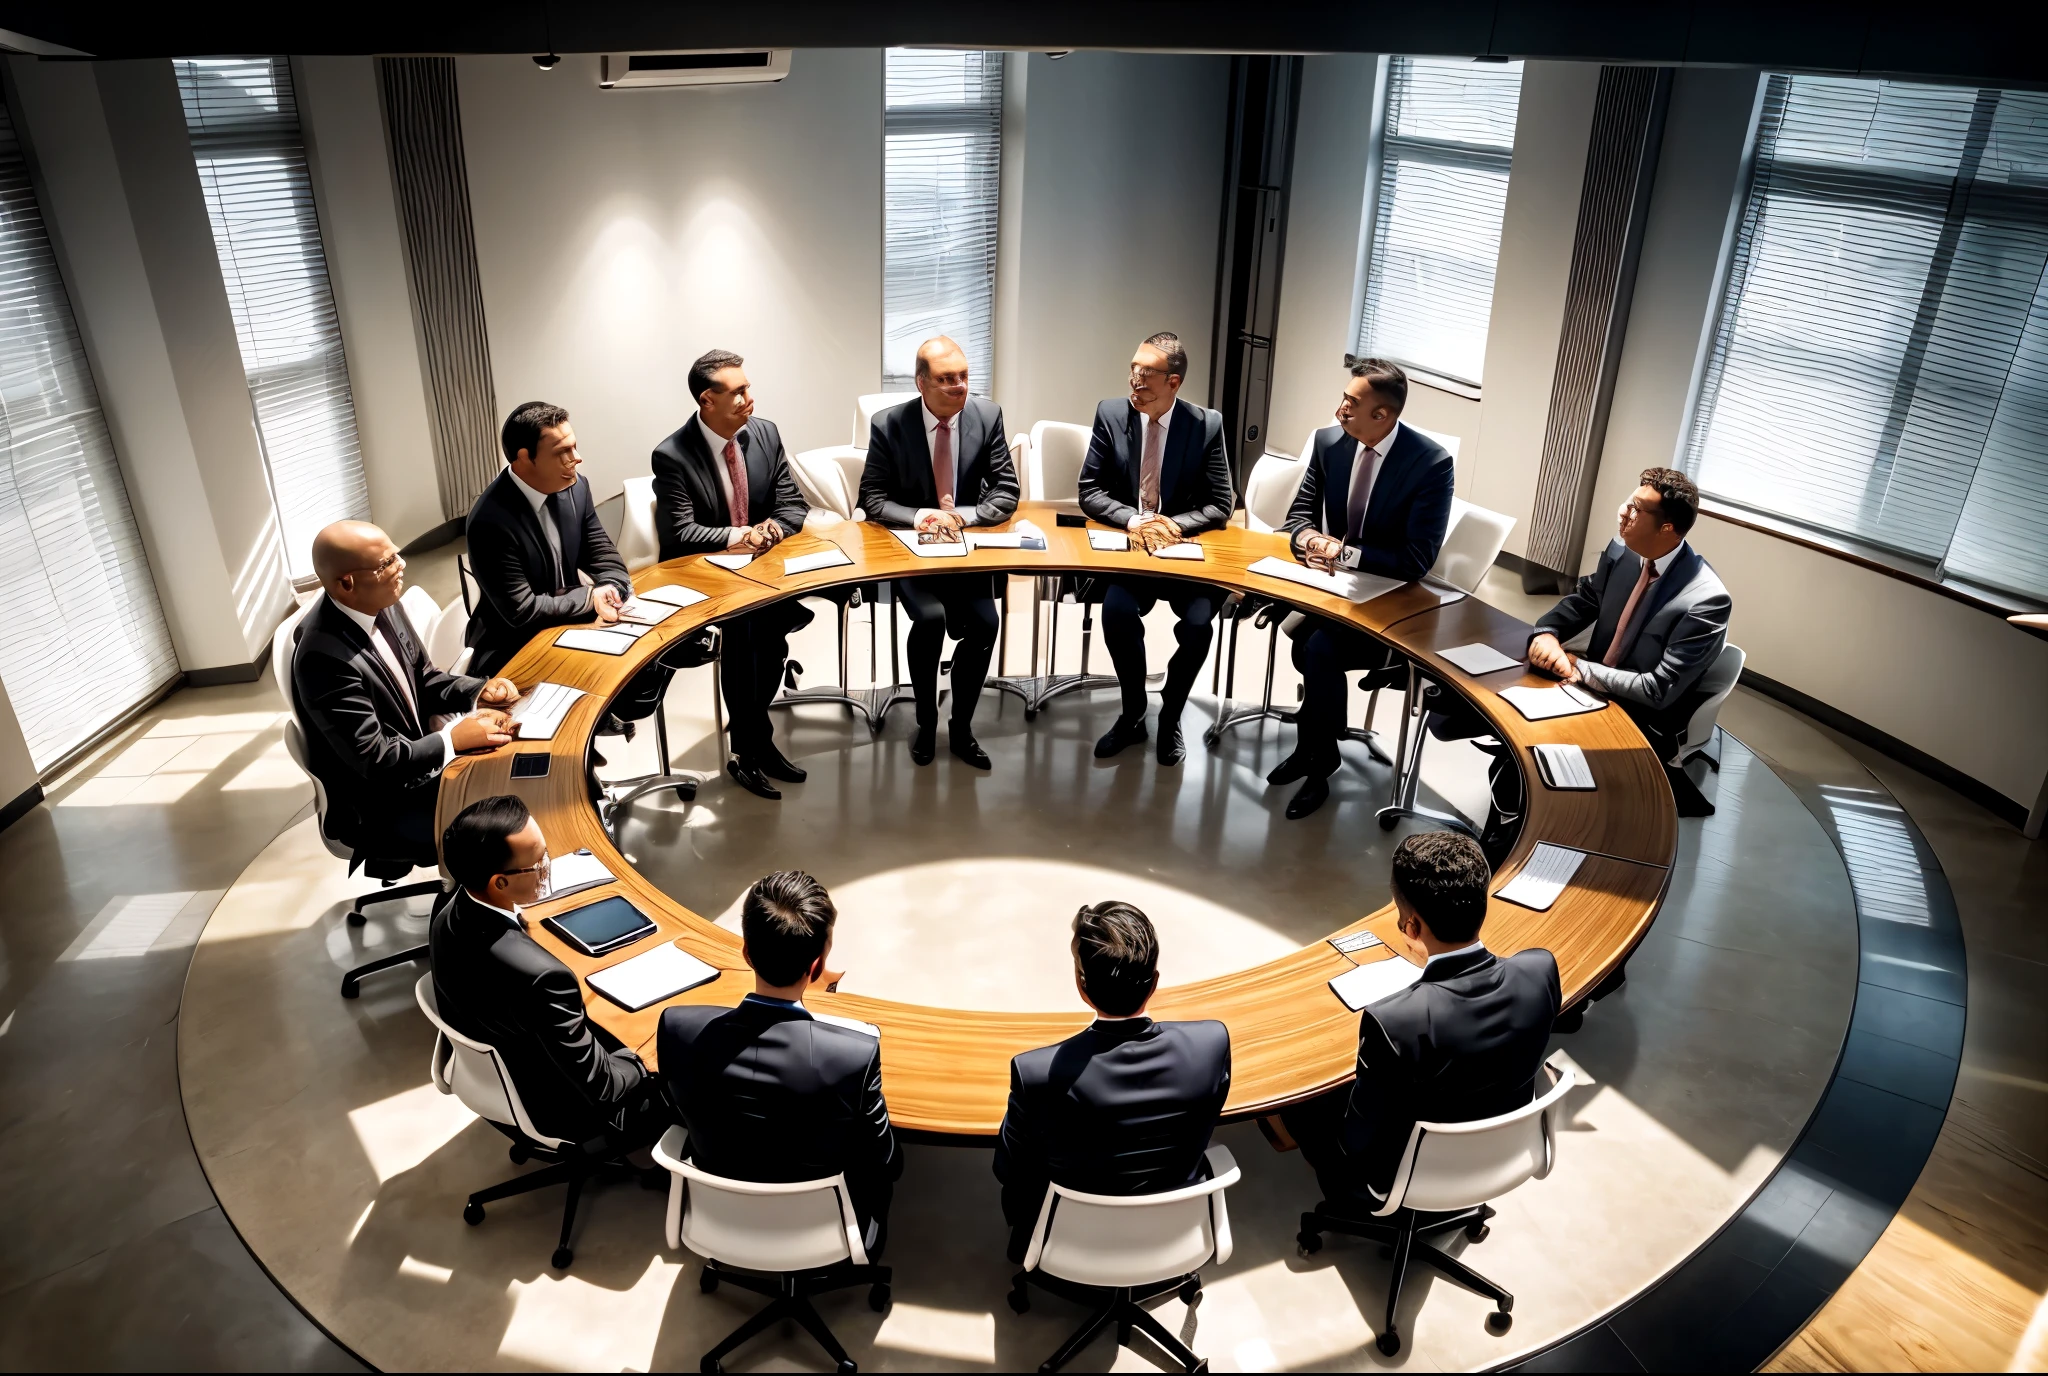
[{"left": 858, "top": 335, "right": 1019, "bottom": 770}]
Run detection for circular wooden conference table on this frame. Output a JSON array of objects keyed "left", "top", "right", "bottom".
[{"left": 437, "top": 502, "right": 1677, "bottom": 1139}]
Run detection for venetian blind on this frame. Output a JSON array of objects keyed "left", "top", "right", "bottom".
[
  {"left": 0, "top": 96, "right": 180, "bottom": 769},
  {"left": 1356, "top": 57, "right": 1525, "bottom": 388},
  {"left": 176, "top": 57, "right": 369, "bottom": 582},
  {"left": 883, "top": 49, "right": 1003, "bottom": 394},
  {"left": 1685, "top": 74, "right": 2048, "bottom": 601}
]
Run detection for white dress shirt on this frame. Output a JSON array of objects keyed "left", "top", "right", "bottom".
[
  {"left": 327, "top": 593, "right": 464, "bottom": 772},
  {"left": 505, "top": 468, "right": 595, "bottom": 612},
  {"left": 1129, "top": 403, "right": 1173, "bottom": 527},
  {"left": 472, "top": 891, "right": 525, "bottom": 930},
  {"left": 1574, "top": 542, "right": 1687, "bottom": 697},
  {"left": 1423, "top": 938, "right": 1488, "bottom": 969},
  {"left": 696, "top": 414, "right": 750, "bottom": 546}
]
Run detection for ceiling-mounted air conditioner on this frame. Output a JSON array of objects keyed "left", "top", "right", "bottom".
[{"left": 598, "top": 50, "right": 792, "bottom": 89}]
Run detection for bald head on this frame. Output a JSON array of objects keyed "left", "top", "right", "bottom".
[
  {"left": 914, "top": 335, "right": 970, "bottom": 421},
  {"left": 313, "top": 520, "right": 405, "bottom": 614}
]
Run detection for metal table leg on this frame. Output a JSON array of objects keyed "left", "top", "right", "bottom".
[
  {"left": 1375, "top": 663, "right": 1480, "bottom": 839},
  {"left": 990, "top": 575, "right": 1119, "bottom": 719}
]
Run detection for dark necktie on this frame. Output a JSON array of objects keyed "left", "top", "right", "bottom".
[
  {"left": 932, "top": 417, "right": 955, "bottom": 507},
  {"left": 1345, "top": 442, "right": 1383, "bottom": 544},
  {"left": 541, "top": 489, "right": 567, "bottom": 591},
  {"left": 723, "top": 437, "right": 749, "bottom": 526},
  {"left": 1603, "top": 557, "right": 1661, "bottom": 667}
]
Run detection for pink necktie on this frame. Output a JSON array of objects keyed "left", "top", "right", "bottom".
[
  {"left": 932, "top": 417, "right": 955, "bottom": 507},
  {"left": 1603, "top": 557, "right": 1660, "bottom": 667},
  {"left": 1139, "top": 418, "right": 1165, "bottom": 514},
  {"left": 723, "top": 437, "right": 748, "bottom": 526},
  {"left": 1345, "top": 444, "right": 1383, "bottom": 542}
]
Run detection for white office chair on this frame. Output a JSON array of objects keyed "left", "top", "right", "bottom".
[
  {"left": 1025, "top": 419, "right": 1092, "bottom": 502},
  {"left": 1298, "top": 1058, "right": 1577, "bottom": 1356},
  {"left": 991, "top": 419, "right": 1120, "bottom": 716},
  {"left": 418, "top": 975, "right": 632, "bottom": 1273},
  {"left": 270, "top": 600, "right": 447, "bottom": 997},
  {"left": 1005, "top": 1143, "right": 1240, "bottom": 1374},
  {"left": 651, "top": 1125, "right": 890, "bottom": 1375},
  {"left": 618, "top": 474, "right": 660, "bottom": 572},
  {"left": 1666, "top": 642, "right": 1745, "bottom": 816},
  {"left": 424, "top": 597, "right": 473, "bottom": 677},
  {"left": 1206, "top": 448, "right": 1314, "bottom": 747}
]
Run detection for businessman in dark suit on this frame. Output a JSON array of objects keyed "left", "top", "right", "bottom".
[
  {"left": 858, "top": 335, "right": 1019, "bottom": 770},
  {"left": 1283, "top": 832, "right": 1560, "bottom": 1208},
  {"left": 464, "top": 402, "right": 633, "bottom": 678},
  {"left": 659, "top": 870, "right": 902, "bottom": 1253},
  {"left": 650, "top": 349, "right": 816, "bottom": 800},
  {"left": 291, "top": 520, "right": 519, "bottom": 868},
  {"left": 431, "top": 795, "right": 672, "bottom": 1147},
  {"left": 1270, "top": 359, "right": 1456, "bottom": 819},
  {"left": 993, "top": 901, "right": 1232, "bottom": 1263},
  {"left": 1080, "top": 332, "right": 1236, "bottom": 767}
]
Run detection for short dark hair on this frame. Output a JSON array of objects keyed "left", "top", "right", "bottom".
[
  {"left": 501, "top": 401, "right": 568, "bottom": 465},
  {"left": 689, "top": 349, "right": 745, "bottom": 405},
  {"left": 1142, "top": 331, "right": 1188, "bottom": 383},
  {"left": 741, "top": 870, "right": 836, "bottom": 986},
  {"left": 1347, "top": 356, "right": 1408, "bottom": 413},
  {"left": 1390, "top": 831, "right": 1491, "bottom": 943},
  {"left": 1072, "top": 901, "right": 1160, "bottom": 1017},
  {"left": 442, "top": 795, "right": 532, "bottom": 892},
  {"left": 1638, "top": 466, "right": 1700, "bottom": 535}
]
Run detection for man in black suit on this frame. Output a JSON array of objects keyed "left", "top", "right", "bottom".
[
  {"left": 650, "top": 349, "right": 816, "bottom": 801},
  {"left": 659, "top": 870, "right": 902, "bottom": 1253},
  {"left": 431, "top": 795, "right": 672, "bottom": 1147},
  {"left": 464, "top": 402, "right": 633, "bottom": 678},
  {"left": 1271, "top": 359, "right": 1456, "bottom": 819},
  {"left": 1282, "top": 832, "right": 1560, "bottom": 1208},
  {"left": 993, "top": 901, "right": 1232, "bottom": 1263},
  {"left": 858, "top": 335, "right": 1019, "bottom": 770},
  {"left": 291, "top": 520, "right": 519, "bottom": 867},
  {"left": 1078, "top": 332, "right": 1236, "bottom": 767}
]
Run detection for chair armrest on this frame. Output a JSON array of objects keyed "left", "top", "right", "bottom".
[
  {"left": 1204, "top": 1144, "right": 1240, "bottom": 1265},
  {"left": 802, "top": 508, "right": 846, "bottom": 532},
  {"left": 1203, "top": 1143, "right": 1241, "bottom": 1186}
]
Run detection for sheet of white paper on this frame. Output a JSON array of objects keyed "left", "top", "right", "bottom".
[
  {"left": 1246, "top": 556, "right": 1404, "bottom": 604},
  {"left": 1439, "top": 642, "right": 1524, "bottom": 676},
  {"left": 891, "top": 528, "right": 970, "bottom": 558},
  {"left": 1088, "top": 530, "right": 1131, "bottom": 552},
  {"left": 637, "top": 583, "right": 711, "bottom": 608},
  {"left": 586, "top": 941, "right": 721, "bottom": 1012},
  {"left": 544, "top": 849, "right": 616, "bottom": 900},
  {"left": 1329, "top": 956, "right": 1424, "bottom": 1011},
  {"left": 1150, "top": 542, "right": 1205, "bottom": 561},
  {"left": 1533, "top": 742, "right": 1596, "bottom": 790},
  {"left": 705, "top": 553, "right": 755, "bottom": 570},
  {"left": 1013, "top": 519, "right": 1048, "bottom": 550},
  {"left": 1499, "top": 684, "right": 1605, "bottom": 721},
  {"left": 811, "top": 1010, "right": 882, "bottom": 1039},
  {"left": 966, "top": 532, "right": 1023, "bottom": 549},
  {"left": 508, "top": 682, "right": 585, "bottom": 740},
  {"left": 1496, "top": 843, "right": 1587, "bottom": 911},
  {"left": 616, "top": 597, "right": 680, "bottom": 625},
  {"left": 556, "top": 628, "right": 635, "bottom": 655},
  {"left": 783, "top": 548, "right": 855, "bottom": 575}
]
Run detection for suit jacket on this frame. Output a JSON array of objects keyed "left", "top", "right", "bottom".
[
  {"left": 650, "top": 416, "right": 811, "bottom": 562},
  {"left": 1078, "top": 397, "right": 1235, "bottom": 536},
  {"left": 1283, "top": 422, "right": 1456, "bottom": 583},
  {"left": 1337, "top": 946, "right": 1561, "bottom": 1199},
  {"left": 858, "top": 395, "right": 1019, "bottom": 529},
  {"left": 658, "top": 998, "right": 902, "bottom": 1227},
  {"left": 994, "top": 1017, "right": 1232, "bottom": 1228},
  {"left": 428, "top": 889, "right": 647, "bottom": 1143},
  {"left": 290, "top": 595, "right": 483, "bottom": 863},
  {"left": 463, "top": 469, "right": 631, "bottom": 677},
  {"left": 1535, "top": 539, "right": 1732, "bottom": 722}
]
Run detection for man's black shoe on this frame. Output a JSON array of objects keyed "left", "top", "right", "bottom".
[
  {"left": 1156, "top": 719, "right": 1185, "bottom": 767},
  {"left": 1093, "top": 715, "right": 1148, "bottom": 759},
  {"left": 911, "top": 720, "right": 937, "bottom": 766},
  {"left": 758, "top": 743, "right": 808, "bottom": 783},
  {"left": 1285, "top": 774, "right": 1331, "bottom": 820},
  {"left": 726, "top": 758, "right": 782, "bottom": 801},
  {"left": 1267, "top": 748, "right": 1312, "bottom": 786},
  {"left": 949, "top": 728, "right": 992, "bottom": 770}
]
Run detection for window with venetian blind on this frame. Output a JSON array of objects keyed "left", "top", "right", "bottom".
[
  {"left": 175, "top": 57, "right": 370, "bottom": 583},
  {"left": 1356, "top": 56, "right": 1525, "bottom": 390},
  {"left": 883, "top": 49, "right": 1003, "bottom": 394},
  {"left": 1685, "top": 73, "right": 2048, "bottom": 603}
]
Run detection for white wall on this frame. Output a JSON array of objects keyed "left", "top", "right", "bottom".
[
  {"left": 456, "top": 51, "right": 885, "bottom": 500},
  {"left": 295, "top": 56, "right": 446, "bottom": 546}
]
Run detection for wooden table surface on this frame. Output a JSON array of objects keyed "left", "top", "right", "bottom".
[{"left": 438, "top": 503, "right": 1677, "bottom": 1137}]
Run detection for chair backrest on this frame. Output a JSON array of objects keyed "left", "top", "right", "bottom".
[
  {"left": 1681, "top": 642, "right": 1746, "bottom": 759},
  {"left": 792, "top": 445, "right": 867, "bottom": 520},
  {"left": 1242, "top": 451, "right": 1310, "bottom": 533},
  {"left": 619, "top": 474, "right": 660, "bottom": 572},
  {"left": 1028, "top": 420, "right": 1094, "bottom": 502},
  {"left": 1409, "top": 423, "right": 1463, "bottom": 469},
  {"left": 1383, "top": 1062, "right": 1575, "bottom": 1216},
  {"left": 650, "top": 1128, "right": 867, "bottom": 1271},
  {"left": 425, "top": 597, "right": 471, "bottom": 673},
  {"left": 415, "top": 974, "right": 567, "bottom": 1148},
  {"left": 1429, "top": 497, "right": 1516, "bottom": 595},
  {"left": 399, "top": 585, "right": 439, "bottom": 645},
  {"left": 852, "top": 391, "right": 919, "bottom": 448},
  {"left": 1025, "top": 1144, "right": 1241, "bottom": 1289},
  {"left": 271, "top": 600, "right": 312, "bottom": 716}
]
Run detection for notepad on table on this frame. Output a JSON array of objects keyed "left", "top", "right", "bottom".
[
  {"left": 1328, "top": 929, "right": 1385, "bottom": 959},
  {"left": 556, "top": 627, "right": 638, "bottom": 655},
  {"left": 635, "top": 582, "right": 711, "bottom": 609},
  {"left": 1496, "top": 843, "right": 1587, "bottom": 911},
  {"left": 1438, "top": 642, "right": 1524, "bottom": 676},
  {"left": 1149, "top": 542, "right": 1205, "bottom": 561},
  {"left": 544, "top": 848, "right": 617, "bottom": 901},
  {"left": 1329, "top": 955, "right": 1424, "bottom": 1010},
  {"left": 1088, "top": 530, "right": 1131, "bottom": 552},
  {"left": 967, "top": 531, "right": 1022, "bottom": 549},
  {"left": 617, "top": 597, "right": 681, "bottom": 625},
  {"left": 586, "top": 941, "right": 721, "bottom": 1012},
  {"left": 1533, "top": 742, "right": 1596, "bottom": 790},
  {"left": 783, "top": 548, "right": 855, "bottom": 575},
  {"left": 1246, "top": 556, "right": 1404, "bottom": 605},
  {"left": 1499, "top": 683, "right": 1605, "bottom": 721},
  {"left": 704, "top": 552, "right": 755, "bottom": 571},
  {"left": 891, "top": 528, "right": 970, "bottom": 558}
]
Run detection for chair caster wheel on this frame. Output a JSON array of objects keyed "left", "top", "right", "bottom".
[
  {"left": 1180, "top": 1277, "right": 1202, "bottom": 1305},
  {"left": 347, "top": 910, "right": 367, "bottom": 927},
  {"left": 699, "top": 1268, "right": 719, "bottom": 1294},
  {"left": 1467, "top": 1222, "right": 1490, "bottom": 1243},
  {"left": 551, "top": 1246, "right": 572, "bottom": 1270},
  {"left": 463, "top": 1202, "right": 484, "bottom": 1225},
  {"left": 869, "top": 1282, "right": 891, "bottom": 1312},
  {"left": 1378, "top": 811, "right": 1399, "bottom": 831},
  {"left": 701, "top": 1358, "right": 721, "bottom": 1374},
  {"left": 509, "top": 1143, "right": 530, "bottom": 1164},
  {"left": 1377, "top": 1330, "right": 1402, "bottom": 1356},
  {"left": 1488, "top": 1310, "right": 1514, "bottom": 1334},
  {"left": 1191, "top": 1363, "right": 1210, "bottom": 1374},
  {"left": 1296, "top": 1230, "right": 1322, "bottom": 1255},
  {"left": 340, "top": 978, "right": 361, "bottom": 999},
  {"left": 1025, "top": 709, "right": 1039, "bottom": 722},
  {"left": 1008, "top": 1286, "right": 1030, "bottom": 1314},
  {"left": 836, "top": 1361, "right": 857, "bottom": 1375},
  {"left": 1203, "top": 728, "right": 1222, "bottom": 748}
]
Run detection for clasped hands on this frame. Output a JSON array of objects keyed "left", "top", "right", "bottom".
[
  {"left": 1527, "top": 632, "right": 1584, "bottom": 685},
  {"left": 1126, "top": 511, "right": 1183, "bottom": 553},
  {"left": 453, "top": 675, "right": 521, "bottom": 753},
  {"left": 914, "top": 497, "right": 966, "bottom": 542},
  {"left": 1300, "top": 532, "right": 1345, "bottom": 572},
  {"left": 726, "top": 518, "right": 789, "bottom": 555}
]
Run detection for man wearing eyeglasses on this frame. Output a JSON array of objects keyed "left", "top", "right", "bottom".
[
  {"left": 292, "top": 520, "right": 520, "bottom": 869},
  {"left": 1078, "top": 332, "right": 1235, "bottom": 766},
  {"left": 430, "top": 795, "right": 672, "bottom": 1150}
]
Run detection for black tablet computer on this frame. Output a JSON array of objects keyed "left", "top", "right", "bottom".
[{"left": 542, "top": 895, "right": 657, "bottom": 957}]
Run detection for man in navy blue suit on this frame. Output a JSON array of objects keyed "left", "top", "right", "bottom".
[
  {"left": 1271, "top": 359, "right": 1455, "bottom": 818},
  {"left": 1077, "top": 332, "right": 1236, "bottom": 767}
]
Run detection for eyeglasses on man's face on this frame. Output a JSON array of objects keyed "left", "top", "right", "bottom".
[
  {"left": 499, "top": 848, "right": 551, "bottom": 879},
  {"left": 354, "top": 551, "right": 403, "bottom": 580},
  {"left": 1129, "top": 364, "right": 1169, "bottom": 383}
]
